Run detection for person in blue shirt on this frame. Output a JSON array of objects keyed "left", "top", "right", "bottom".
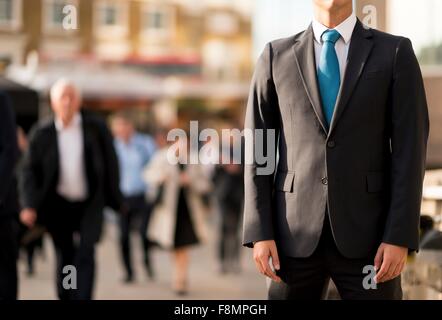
[{"left": 111, "top": 112, "right": 156, "bottom": 283}]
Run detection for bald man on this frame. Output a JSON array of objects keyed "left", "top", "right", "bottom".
[{"left": 19, "top": 79, "right": 123, "bottom": 300}]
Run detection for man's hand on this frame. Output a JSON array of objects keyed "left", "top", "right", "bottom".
[
  {"left": 374, "top": 242, "right": 408, "bottom": 283},
  {"left": 20, "top": 208, "right": 37, "bottom": 228},
  {"left": 253, "top": 240, "right": 281, "bottom": 283}
]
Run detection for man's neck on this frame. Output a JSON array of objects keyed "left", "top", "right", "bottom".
[
  {"left": 55, "top": 112, "right": 79, "bottom": 130},
  {"left": 122, "top": 135, "right": 133, "bottom": 145},
  {"left": 314, "top": 6, "right": 353, "bottom": 29}
]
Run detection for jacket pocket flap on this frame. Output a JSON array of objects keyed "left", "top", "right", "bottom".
[
  {"left": 366, "top": 172, "right": 385, "bottom": 193},
  {"left": 363, "top": 70, "right": 387, "bottom": 79},
  {"left": 275, "top": 171, "right": 295, "bottom": 193}
]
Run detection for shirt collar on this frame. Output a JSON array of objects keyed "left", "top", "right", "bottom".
[
  {"left": 116, "top": 134, "right": 136, "bottom": 147},
  {"left": 55, "top": 112, "right": 82, "bottom": 131},
  {"left": 312, "top": 13, "right": 357, "bottom": 44}
]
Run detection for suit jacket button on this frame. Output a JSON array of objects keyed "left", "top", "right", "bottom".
[
  {"left": 322, "top": 177, "right": 328, "bottom": 185},
  {"left": 327, "top": 141, "right": 336, "bottom": 148}
]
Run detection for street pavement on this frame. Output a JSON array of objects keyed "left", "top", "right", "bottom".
[
  {"left": 18, "top": 219, "right": 266, "bottom": 300},
  {"left": 18, "top": 170, "right": 442, "bottom": 300}
]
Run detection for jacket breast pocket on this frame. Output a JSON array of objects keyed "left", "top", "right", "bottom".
[
  {"left": 362, "top": 70, "right": 388, "bottom": 80},
  {"left": 274, "top": 171, "right": 295, "bottom": 193},
  {"left": 366, "top": 172, "right": 385, "bottom": 193}
]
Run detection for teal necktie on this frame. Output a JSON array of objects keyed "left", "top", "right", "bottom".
[{"left": 318, "top": 29, "right": 341, "bottom": 128}]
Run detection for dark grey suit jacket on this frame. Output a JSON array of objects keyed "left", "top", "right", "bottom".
[{"left": 243, "top": 20, "right": 430, "bottom": 259}]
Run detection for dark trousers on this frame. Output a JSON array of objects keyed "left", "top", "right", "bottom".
[
  {"left": 219, "top": 205, "right": 242, "bottom": 270},
  {"left": 48, "top": 195, "right": 95, "bottom": 300},
  {"left": 0, "top": 218, "right": 18, "bottom": 300},
  {"left": 119, "top": 194, "right": 152, "bottom": 278},
  {"left": 269, "top": 211, "right": 402, "bottom": 300},
  {"left": 19, "top": 223, "right": 44, "bottom": 275},
  {"left": 25, "top": 240, "right": 37, "bottom": 274}
]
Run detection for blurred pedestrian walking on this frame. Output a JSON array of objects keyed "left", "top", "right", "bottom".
[
  {"left": 111, "top": 112, "right": 157, "bottom": 283},
  {"left": 143, "top": 136, "right": 212, "bottom": 295},
  {"left": 214, "top": 139, "right": 244, "bottom": 274},
  {"left": 19, "top": 79, "right": 123, "bottom": 300}
]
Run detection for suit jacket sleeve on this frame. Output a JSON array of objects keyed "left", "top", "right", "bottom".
[
  {"left": 96, "top": 119, "right": 123, "bottom": 211},
  {"left": 19, "top": 126, "right": 43, "bottom": 210},
  {"left": 242, "top": 43, "right": 280, "bottom": 248},
  {"left": 383, "top": 38, "right": 430, "bottom": 250},
  {"left": 0, "top": 93, "right": 17, "bottom": 205}
]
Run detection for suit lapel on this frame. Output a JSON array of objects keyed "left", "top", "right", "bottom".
[
  {"left": 293, "top": 25, "right": 328, "bottom": 134},
  {"left": 81, "top": 113, "right": 95, "bottom": 193},
  {"left": 329, "top": 20, "right": 374, "bottom": 135}
]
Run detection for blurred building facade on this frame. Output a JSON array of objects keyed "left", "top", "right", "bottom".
[
  {"left": 3, "top": 0, "right": 442, "bottom": 159},
  {"left": 1, "top": 0, "right": 252, "bottom": 80},
  {"left": 1, "top": 0, "right": 253, "bottom": 126}
]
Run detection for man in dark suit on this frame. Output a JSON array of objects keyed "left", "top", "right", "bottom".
[
  {"left": 215, "top": 162, "right": 244, "bottom": 274},
  {"left": 243, "top": 0, "right": 429, "bottom": 299},
  {"left": 0, "top": 91, "right": 18, "bottom": 300},
  {"left": 20, "top": 79, "right": 123, "bottom": 300}
]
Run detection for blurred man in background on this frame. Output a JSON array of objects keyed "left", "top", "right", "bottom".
[
  {"left": 214, "top": 128, "right": 244, "bottom": 274},
  {"left": 19, "top": 79, "right": 123, "bottom": 300},
  {"left": 0, "top": 91, "right": 18, "bottom": 300},
  {"left": 111, "top": 112, "right": 156, "bottom": 283}
]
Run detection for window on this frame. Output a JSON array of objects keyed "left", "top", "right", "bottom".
[
  {"left": 100, "top": 5, "right": 117, "bottom": 26},
  {"left": 94, "top": 0, "right": 128, "bottom": 38},
  {"left": 0, "top": 0, "right": 13, "bottom": 23},
  {"left": 141, "top": 4, "right": 175, "bottom": 40},
  {"left": 0, "top": 0, "right": 22, "bottom": 30},
  {"left": 43, "top": 0, "right": 77, "bottom": 34},
  {"left": 146, "top": 10, "right": 166, "bottom": 30},
  {"left": 51, "top": 2, "right": 65, "bottom": 26},
  {"left": 0, "top": 55, "right": 12, "bottom": 73}
]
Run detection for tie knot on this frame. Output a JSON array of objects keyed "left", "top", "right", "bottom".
[{"left": 321, "top": 29, "right": 341, "bottom": 44}]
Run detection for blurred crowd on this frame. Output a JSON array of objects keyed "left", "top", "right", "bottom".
[{"left": 0, "top": 78, "right": 244, "bottom": 300}]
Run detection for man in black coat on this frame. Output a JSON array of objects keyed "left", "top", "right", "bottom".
[
  {"left": 20, "top": 79, "right": 123, "bottom": 300},
  {"left": 0, "top": 91, "right": 18, "bottom": 300}
]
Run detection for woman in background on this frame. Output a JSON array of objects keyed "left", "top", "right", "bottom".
[{"left": 143, "top": 135, "right": 211, "bottom": 295}]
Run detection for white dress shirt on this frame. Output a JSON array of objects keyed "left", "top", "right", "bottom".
[
  {"left": 312, "top": 13, "right": 357, "bottom": 83},
  {"left": 55, "top": 113, "right": 88, "bottom": 201}
]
